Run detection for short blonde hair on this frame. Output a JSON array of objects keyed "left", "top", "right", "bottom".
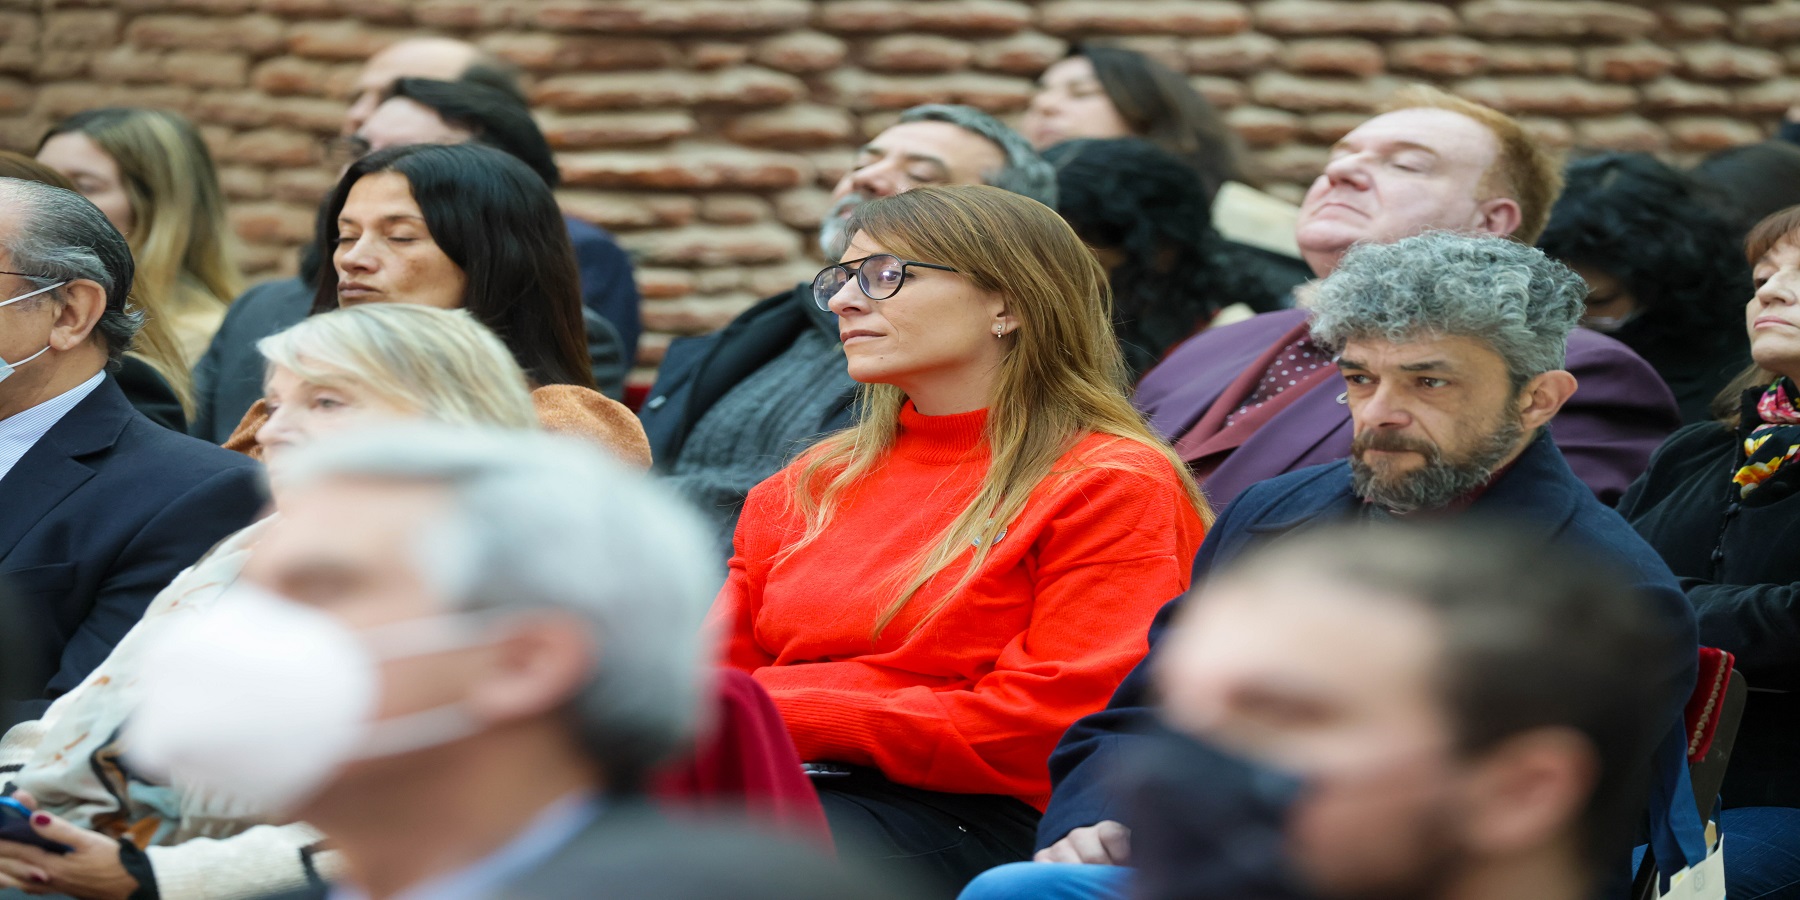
[
  {"left": 258, "top": 305, "right": 537, "bottom": 430},
  {"left": 1379, "top": 85, "right": 1564, "bottom": 244}
]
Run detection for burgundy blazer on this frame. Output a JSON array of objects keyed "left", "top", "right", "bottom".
[{"left": 1135, "top": 308, "right": 1681, "bottom": 509}]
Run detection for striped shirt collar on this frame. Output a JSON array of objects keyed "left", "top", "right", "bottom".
[{"left": 0, "top": 371, "right": 105, "bottom": 483}]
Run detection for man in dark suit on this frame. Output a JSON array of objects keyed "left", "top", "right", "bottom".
[
  {"left": 1135, "top": 85, "right": 1679, "bottom": 510},
  {"left": 960, "top": 233, "right": 1699, "bottom": 900},
  {"left": 0, "top": 177, "right": 262, "bottom": 710}
]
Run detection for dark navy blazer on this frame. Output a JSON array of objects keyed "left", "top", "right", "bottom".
[
  {"left": 1038, "top": 433, "right": 1699, "bottom": 848},
  {"left": 0, "top": 376, "right": 264, "bottom": 712}
]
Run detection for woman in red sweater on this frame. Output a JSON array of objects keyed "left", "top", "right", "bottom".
[{"left": 708, "top": 184, "right": 1210, "bottom": 894}]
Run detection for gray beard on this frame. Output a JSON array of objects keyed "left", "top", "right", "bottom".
[
  {"left": 816, "top": 192, "right": 866, "bottom": 259},
  {"left": 1350, "top": 418, "right": 1525, "bottom": 514}
]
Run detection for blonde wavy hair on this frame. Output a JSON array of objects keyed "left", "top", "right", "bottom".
[
  {"left": 257, "top": 304, "right": 537, "bottom": 430},
  {"left": 787, "top": 185, "right": 1210, "bottom": 638},
  {"left": 43, "top": 108, "right": 245, "bottom": 414}
]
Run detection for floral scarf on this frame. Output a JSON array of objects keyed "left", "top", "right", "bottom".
[{"left": 1733, "top": 377, "right": 1800, "bottom": 497}]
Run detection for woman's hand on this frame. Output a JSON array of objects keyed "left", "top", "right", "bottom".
[{"left": 0, "top": 791, "right": 140, "bottom": 900}]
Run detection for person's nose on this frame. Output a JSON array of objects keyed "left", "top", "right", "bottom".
[
  {"left": 1355, "top": 381, "right": 1414, "bottom": 431},
  {"left": 255, "top": 401, "right": 299, "bottom": 449},
  {"left": 1757, "top": 269, "right": 1800, "bottom": 308},
  {"left": 336, "top": 235, "right": 378, "bottom": 276},
  {"left": 1320, "top": 151, "right": 1372, "bottom": 190},
  {"left": 1027, "top": 88, "right": 1060, "bottom": 116},
  {"left": 827, "top": 272, "right": 872, "bottom": 317},
  {"left": 848, "top": 160, "right": 902, "bottom": 199}
]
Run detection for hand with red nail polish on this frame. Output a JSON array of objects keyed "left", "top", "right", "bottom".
[{"left": 0, "top": 791, "right": 139, "bottom": 900}]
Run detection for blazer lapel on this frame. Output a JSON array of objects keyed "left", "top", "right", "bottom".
[
  {"left": 1204, "top": 379, "right": 1354, "bottom": 507},
  {"left": 0, "top": 378, "right": 131, "bottom": 567}
]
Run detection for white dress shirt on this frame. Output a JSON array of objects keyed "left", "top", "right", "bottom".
[{"left": 0, "top": 370, "right": 104, "bottom": 483}]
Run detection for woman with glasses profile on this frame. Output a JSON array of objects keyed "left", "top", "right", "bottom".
[{"left": 707, "top": 185, "right": 1210, "bottom": 897}]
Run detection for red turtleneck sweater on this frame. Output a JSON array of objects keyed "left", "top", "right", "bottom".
[{"left": 708, "top": 403, "right": 1207, "bottom": 808}]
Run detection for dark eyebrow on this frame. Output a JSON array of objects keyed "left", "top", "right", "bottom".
[
  {"left": 338, "top": 214, "right": 426, "bottom": 226},
  {"left": 1328, "top": 138, "right": 1441, "bottom": 157},
  {"left": 1337, "top": 357, "right": 1366, "bottom": 371},
  {"left": 1398, "top": 360, "right": 1452, "bottom": 372}
]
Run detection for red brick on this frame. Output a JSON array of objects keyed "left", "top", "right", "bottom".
[
  {"left": 751, "top": 31, "right": 847, "bottom": 74},
  {"left": 236, "top": 243, "right": 289, "bottom": 276},
  {"left": 805, "top": 148, "right": 855, "bottom": 187},
  {"left": 624, "top": 223, "right": 802, "bottom": 266},
  {"left": 1386, "top": 37, "right": 1488, "bottom": 77},
  {"left": 1256, "top": 1, "right": 1458, "bottom": 36},
  {"left": 827, "top": 70, "right": 1033, "bottom": 113},
  {"left": 414, "top": 0, "right": 517, "bottom": 29},
  {"left": 865, "top": 35, "right": 974, "bottom": 74},
  {"left": 640, "top": 295, "right": 761, "bottom": 334},
  {"left": 480, "top": 34, "right": 678, "bottom": 73},
  {"left": 560, "top": 145, "right": 811, "bottom": 191},
  {"left": 1184, "top": 32, "right": 1280, "bottom": 74},
  {"left": 259, "top": 0, "right": 341, "bottom": 17},
  {"left": 1103, "top": 37, "right": 1185, "bottom": 71},
  {"left": 532, "top": 0, "right": 809, "bottom": 33},
  {"left": 0, "top": 76, "right": 28, "bottom": 115},
  {"left": 0, "top": 12, "right": 36, "bottom": 44},
  {"left": 163, "top": 51, "right": 249, "bottom": 89},
  {"left": 1735, "top": 78, "right": 1800, "bottom": 115},
  {"left": 1453, "top": 76, "right": 1637, "bottom": 115},
  {"left": 32, "top": 52, "right": 87, "bottom": 81},
  {"left": 222, "top": 128, "right": 319, "bottom": 167},
  {"left": 340, "top": 0, "right": 413, "bottom": 25},
  {"left": 944, "top": 72, "right": 1036, "bottom": 111},
  {"left": 0, "top": 45, "right": 32, "bottom": 77},
  {"left": 1250, "top": 72, "right": 1385, "bottom": 112},
  {"left": 817, "top": 1, "right": 1034, "bottom": 35},
  {"left": 1661, "top": 5, "right": 1730, "bottom": 38},
  {"left": 1640, "top": 77, "right": 1733, "bottom": 114},
  {"left": 725, "top": 104, "right": 856, "bottom": 148},
  {"left": 0, "top": 113, "right": 48, "bottom": 152},
  {"left": 633, "top": 267, "right": 697, "bottom": 300},
  {"left": 1518, "top": 116, "right": 1574, "bottom": 150},
  {"left": 699, "top": 67, "right": 807, "bottom": 108},
  {"left": 252, "top": 57, "right": 332, "bottom": 96},
  {"left": 266, "top": 168, "right": 335, "bottom": 205},
  {"left": 745, "top": 261, "right": 819, "bottom": 296},
  {"left": 1253, "top": 143, "right": 1331, "bottom": 182},
  {"left": 635, "top": 332, "right": 673, "bottom": 367},
  {"left": 690, "top": 43, "right": 751, "bottom": 70},
  {"left": 774, "top": 186, "right": 831, "bottom": 229},
  {"left": 1040, "top": 1, "right": 1249, "bottom": 36},
  {"left": 127, "top": 14, "right": 285, "bottom": 54},
  {"left": 1665, "top": 116, "right": 1767, "bottom": 151},
  {"left": 1485, "top": 43, "right": 1578, "bottom": 75},
  {"left": 1583, "top": 43, "right": 1677, "bottom": 83},
  {"left": 1192, "top": 75, "right": 1246, "bottom": 108},
  {"left": 231, "top": 201, "right": 316, "bottom": 244},
  {"left": 1302, "top": 111, "right": 1364, "bottom": 142},
  {"left": 700, "top": 194, "right": 772, "bottom": 225},
  {"left": 90, "top": 46, "right": 167, "bottom": 84},
  {"left": 1463, "top": 1, "right": 1657, "bottom": 39},
  {"left": 1281, "top": 38, "right": 1384, "bottom": 76},
  {"left": 1680, "top": 42, "right": 1783, "bottom": 82},
  {"left": 694, "top": 268, "right": 743, "bottom": 293},
  {"left": 192, "top": 89, "right": 276, "bottom": 128},
  {"left": 36, "top": 83, "right": 112, "bottom": 119},
  {"left": 216, "top": 165, "right": 268, "bottom": 202},
  {"left": 286, "top": 22, "right": 406, "bottom": 61},
  {"left": 270, "top": 96, "right": 346, "bottom": 134},
  {"left": 1737, "top": 4, "right": 1800, "bottom": 45},
  {"left": 541, "top": 111, "right": 697, "bottom": 149},
  {"left": 1573, "top": 114, "right": 1667, "bottom": 152},
  {"left": 534, "top": 72, "right": 701, "bottom": 111},
  {"left": 557, "top": 190, "right": 700, "bottom": 229},
  {"left": 44, "top": 11, "right": 120, "bottom": 50},
  {"left": 112, "top": 83, "right": 197, "bottom": 113},
  {"left": 1787, "top": 47, "right": 1800, "bottom": 73},
  {"left": 972, "top": 32, "right": 1066, "bottom": 75},
  {"left": 1225, "top": 105, "right": 1301, "bottom": 146}
]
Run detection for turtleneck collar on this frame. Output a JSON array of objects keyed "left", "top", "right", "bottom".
[{"left": 895, "top": 400, "right": 989, "bottom": 466}]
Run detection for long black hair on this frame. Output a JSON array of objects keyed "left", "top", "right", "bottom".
[
  {"left": 1538, "top": 153, "right": 1749, "bottom": 369},
  {"left": 310, "top": 143, "right": 594, "bottom": 389},
  {"left": 1045, "top": 138, "right": 1275, "bottom": 378},
  {"left": 1074, "top": 43, "right": 1248, "bottom": 202}
]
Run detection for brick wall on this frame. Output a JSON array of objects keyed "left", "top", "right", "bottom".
[{"left": 2, "top": 0, "right": 1797, "bottom": 389}]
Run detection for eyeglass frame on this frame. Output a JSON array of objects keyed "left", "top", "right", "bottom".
[{"left": 811, "top": 254, "right": 960, "bottom": 311}]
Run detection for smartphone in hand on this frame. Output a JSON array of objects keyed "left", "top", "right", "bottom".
[{"left": 0, "top": 797, "right": 72, "bottom": 855}]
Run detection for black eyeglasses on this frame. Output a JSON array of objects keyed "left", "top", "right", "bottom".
[{"left": 812, "top": 254, "right": 958, "bottom": 311}]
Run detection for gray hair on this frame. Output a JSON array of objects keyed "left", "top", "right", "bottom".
[
  {"left": 0, "top": 177, "right": 142, "bottom": 362},
  {"left": 281, "top": 424, "right": 721, "bottom": 784},
  {"left": 897, "top": 104, "right": 1057, "bottom": 207},
  {"left": 1309, "top": 232, "right": 1586, "bottom": 389}
]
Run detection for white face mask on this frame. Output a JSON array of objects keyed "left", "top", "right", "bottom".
[
  {"left": 0, "top": 280, "right": 67, "bottom": 383},
  {"left": 126, "top": 582, "right": 493, "bottom": 817}
]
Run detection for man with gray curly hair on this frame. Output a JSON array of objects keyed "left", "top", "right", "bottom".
[{"left": 1009, "top": 233, "right": 1698, "bottom": 900}]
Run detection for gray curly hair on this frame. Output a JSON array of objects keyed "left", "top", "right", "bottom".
[{"left": 1308, "top": 232, "right": 1586, "bottom": 391}]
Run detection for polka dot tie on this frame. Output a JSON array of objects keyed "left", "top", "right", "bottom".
[{"left": 1223, "top": 335, "right": 1333, "bottom": 429}]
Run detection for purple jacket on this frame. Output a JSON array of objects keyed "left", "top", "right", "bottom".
[{"left": 1135, "top": 308, "right": 1681, "bottom": 509}]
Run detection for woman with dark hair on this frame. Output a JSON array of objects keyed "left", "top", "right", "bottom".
[
  {"left": 1693, "top": 140, "right": 1800, "bottom": 243},
  {"left": 1538, "top": 153, "right": 1751, "bottom": 423},
  {"left": 1022, "top": 43, "right": 1307, "bottom": 285},
  {"left": 1618, "top": 205, "right": 1800, "bottom": 898},
  {"left": 222, "top": 142, "right": 645, "bottom": 459},
  {"left": 1043, "top": 138, "right": 1279, "bottom": 378}
]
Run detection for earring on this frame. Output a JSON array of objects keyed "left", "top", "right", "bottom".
[{"left": 994, "top": 324, "right": 1005, "bottom": 338}]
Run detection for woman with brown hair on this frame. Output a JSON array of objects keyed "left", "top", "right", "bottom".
[
  {"left": 1619, "top": 204, "right": 1800, "bottom": 896},
  {"left": 708, "top": 185, "right": 1210, "bottom": 896}
]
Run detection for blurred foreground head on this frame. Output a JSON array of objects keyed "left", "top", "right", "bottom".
[{"left": 1156, "top": 524, "right": 1670, "bottom": 900}]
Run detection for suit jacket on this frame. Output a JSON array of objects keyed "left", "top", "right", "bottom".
[
  {"left": 1134, "top": 308, "right": 1682, "bottom": 509},
  {"left": 0, "top": 376, "right": 263, "bottom": 712},
  {"left": 1038, "top": 434, "right": 1699, "bottom": 848}
]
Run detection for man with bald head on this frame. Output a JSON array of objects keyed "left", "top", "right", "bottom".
[
  {"left": 343, "top": 36, "right": 490, "bottom": 135},
  {"left": 1131, "top": 85, "right": 1678, "bottom": 510}
]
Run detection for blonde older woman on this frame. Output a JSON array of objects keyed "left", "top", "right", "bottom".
[{"left": 0, "top": 305, "right": 544, "bottom": 899}]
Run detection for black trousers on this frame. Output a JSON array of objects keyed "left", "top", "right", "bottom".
[{"left": 813, "top": 766, "right": 1040, "bottom": 900}]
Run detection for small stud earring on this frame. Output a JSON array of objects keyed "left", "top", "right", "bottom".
[{"left": 994, "top": 324, "right": 1005, "bottom": 338}]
